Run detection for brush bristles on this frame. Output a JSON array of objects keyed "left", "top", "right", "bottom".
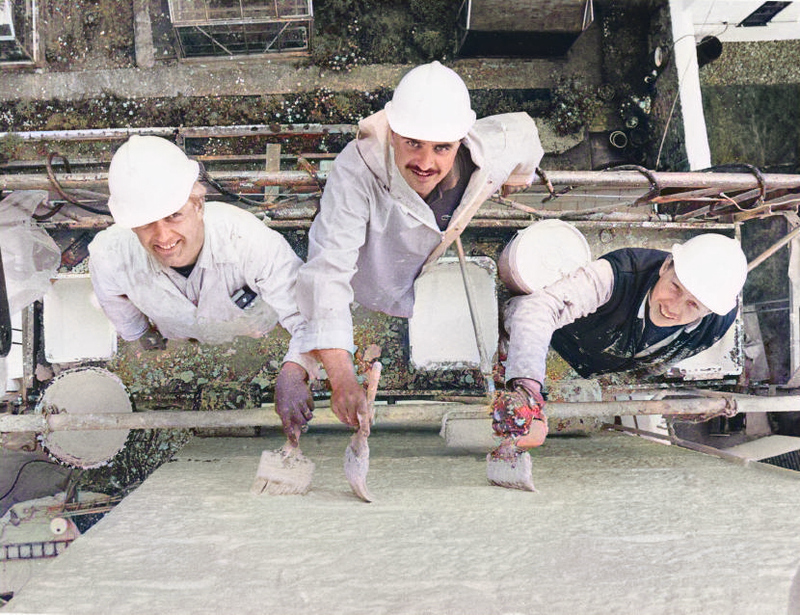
[
  {"left": 252, "top": 449, "right": 315, "bottom": 495},
  {"left": 486, "top": 451, "right": 536, "bottom": 492}
]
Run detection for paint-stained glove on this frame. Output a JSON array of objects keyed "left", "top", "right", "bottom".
[
  {"left": 275, "top": 361, "right": 314, "bottom": 446},
  {"left": 491, "top": 380, "right": 548, "bottom": 447},
  {"left": 138, "top": 326, "right": 167, "bottom": 351}
]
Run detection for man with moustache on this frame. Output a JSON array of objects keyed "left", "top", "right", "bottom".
[
  {"left": 295, "top": 61, "right": 544, "bottom": 430},
  {"left": 89, "top": 135, "right": 316, "bottom": 442},
  {"left": 498, "top": 233, "right": 749, "bottom": 448}
]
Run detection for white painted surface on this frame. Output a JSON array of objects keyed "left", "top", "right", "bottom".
[
  {"left": 43, "top": 276, "right": 117, "bottom": 364},
  {"left": 669, "top": 321, "right": 741, "bottom": 379},
  {"left": 670, "top": 0, "right": 713, "bottom": 170},
  {"left": 689, "top": 0, "right": 800, "bottom": 42},
  {"left": 5, "top": 431, "right": 800, "bottom": 614},
  {"left": 723, "top": 435, "right": 800, "bottom": 460},
  {"left": 409, "top": 257, "right": 498, "bottom": 370}
]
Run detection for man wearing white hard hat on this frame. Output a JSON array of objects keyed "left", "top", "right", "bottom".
[
  {"left": 499, "top": 234, "right": 749, "bottom": 448},
  {"left": 89, "top": 135, "right": 317, "bottom": 443},
  {"left": 295, "top": 61, "right": 544, "bottom": 428}
]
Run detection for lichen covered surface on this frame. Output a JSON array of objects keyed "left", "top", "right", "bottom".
[{"left": 6, "top": 430, "right": 800, "bottom": 615}]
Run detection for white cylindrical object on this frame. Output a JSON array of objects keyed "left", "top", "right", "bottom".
[
  {"left": 50, "top": 517, "right": 69, "bottom": 535},
  {"left": 498, "top": 219, "right": 592, "bottom": 294}
]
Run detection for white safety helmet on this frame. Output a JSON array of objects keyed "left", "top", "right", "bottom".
[
  {"left": 671, "top": 233, "right": 748, "bottom": 315},
  {"left": 384, "top": 61, "right": 476, "bottom": 143},
  {"left": 107, "top": 135, "right": 200, "bottom": 228}
]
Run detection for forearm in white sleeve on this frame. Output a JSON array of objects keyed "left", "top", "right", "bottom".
[
  {"left": 295, "top": 158, "right": 369, "bottom": 353},
  {"left": 88, "top": 258, "right": 149, "bottom": 341},
  {"left": 503, "top": 259, "right": 615, "bottom": 384}
]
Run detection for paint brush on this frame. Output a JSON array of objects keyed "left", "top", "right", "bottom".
[
  {"left": 344, "top": 361, "right": 382, "bottom": 502},
  {"left": 486, "top": 438, "right": 536, "bottom": 492},
  {"left": 251, "top": 429, "right": 315, "bottom": 496},
  {"left": 486, "top": 388, "right": 544, "bottom": 491}
]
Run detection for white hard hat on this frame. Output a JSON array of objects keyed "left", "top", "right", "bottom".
[
  {"left": 384, "top": 61, "right": 476, "bottom": 142},
  {"left": 671, "top": 234, "right": 747, "bottom": 315},
  {"left": 107, "top": 135, "right": 199, "bottom": 228}
]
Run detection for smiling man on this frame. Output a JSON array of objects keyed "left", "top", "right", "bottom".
[
  {"left": 295, "top": 61, "right": 544, "bottom": 429},
  {"left": 89, "top": 135, "right": 317, "bottom": 442},
  {"left": 500, "top": 234, "right": 749, "bottom": 448}
]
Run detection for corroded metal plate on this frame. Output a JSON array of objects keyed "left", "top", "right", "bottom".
[{"left": 36, "top": 367, "right": 132, "bottom": 469}]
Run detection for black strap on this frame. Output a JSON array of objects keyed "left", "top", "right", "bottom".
[{"left": 0, "top": 246, "right": 11, "bottom": 358}]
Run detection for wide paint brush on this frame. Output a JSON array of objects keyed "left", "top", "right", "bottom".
[
  {"left": 344, "top": 361, "right": 382, "bottom": 502},
  {"left": 486, "top": 438, "right": 536, "bottom": 492},
  {"left": 251, "top": 429, "right": 315, "bottom": 496}
]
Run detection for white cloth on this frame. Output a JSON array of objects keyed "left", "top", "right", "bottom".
[
  {"left": 88, "top": 201, "right": 316, "bottom": 376},
  {"left": 296, "top": 110, "right": 544, "bottom": 353},
  {"left": 503, "top": 259, "right": 615, "bottom": 384}
]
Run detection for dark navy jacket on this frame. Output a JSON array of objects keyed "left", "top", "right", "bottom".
[{"left": 550, "top": 248, "right": 737, "bottom": 377}]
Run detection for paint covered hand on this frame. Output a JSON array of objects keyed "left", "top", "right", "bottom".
[
  {"left": 330, "top": 375, "right": 367, "bottom": 429},
  {"left": 315, "top": 349, "right": 364, "bottom": 428},
  {"left": 491, "top": 379, "right": 548, "bottom": 448},
  {"left": 138, "top": 325, "right": 167, "bottom": 351},
  {"left": 275, "top": 361, "right": 314, "bottom": 446}
]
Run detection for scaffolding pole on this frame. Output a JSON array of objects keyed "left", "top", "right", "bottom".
[
  {"left": 2, "top": 394, "right": 800, "bottom": 433},
  {"left": 4, "top": 169, "right": 800, "bottom": 193}
]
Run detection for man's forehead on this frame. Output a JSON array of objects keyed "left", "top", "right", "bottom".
[
  {"left": 670, "top": 267, "right": 710, "bottom": 310},
  {"left": 391, "top": 131, "right": 459, "bottom": 147}
]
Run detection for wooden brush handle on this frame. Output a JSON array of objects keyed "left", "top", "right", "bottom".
[
  {"left": 366, "top": 361, "right": 382, "bottom": 408},
  {"left": 357, "top": 361, "right": 382, "bottom": 434}
]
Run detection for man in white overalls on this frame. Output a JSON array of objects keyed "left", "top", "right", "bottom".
[{"left": 89, "top": 135, "right": 317, "bottom": 442}]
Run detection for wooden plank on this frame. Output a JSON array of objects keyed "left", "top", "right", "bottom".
[{"left": 263, "top": 143, "right": 281, "bottom": 203}]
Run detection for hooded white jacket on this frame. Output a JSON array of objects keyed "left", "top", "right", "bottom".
[
  {"left": 297, "top": 110, "right": 543, "bottom": 353},
  {"left": 89, "top": 201, "right": 316, "bottom": 375}
]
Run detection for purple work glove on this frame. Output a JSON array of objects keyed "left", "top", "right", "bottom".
[{"left": 274, "top": 362, "right": 314, "bottom": 446}]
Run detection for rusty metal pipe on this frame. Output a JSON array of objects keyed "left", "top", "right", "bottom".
[
  {"left": 2, "top": 394, "right": 798, "bottom": 433},
  {"left": 6, "top": 169, "right": 800, "bottom": 193},
  {"left": 1, "top": 170, "right": 329, "bottom": 191},
  {"left": 0, "top": 124, "right": 358, "bottom": 142},
  {"left": 748, "top": 224, "right": 800, "bottom": 272}
]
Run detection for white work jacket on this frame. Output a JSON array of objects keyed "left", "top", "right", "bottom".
[
  {"left": 296, "top": 110, "right": 544, "bottom": 353},
  {"left": 88, "top": 201, "right": 316, "bottom": 375},
  {"left": 504, "top": 259, "right": 616, "bottom": 384}
]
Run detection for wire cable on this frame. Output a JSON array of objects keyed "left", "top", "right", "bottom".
[
  {"left": 0, "top": 459, "right": 60, "bottom": 503},
  {"left": 34, "top": 153, "right": 111, "bottom": 221}
]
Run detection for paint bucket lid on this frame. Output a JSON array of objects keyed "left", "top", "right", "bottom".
[
  {"left": 36, "top": 367, "right": 132, "bottom": 469},
  {"left": 498, "top": 220, "right": 592, "bottom": 294}
]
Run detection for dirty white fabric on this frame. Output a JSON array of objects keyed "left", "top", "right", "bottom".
[
  {"left": 504, "top": 259, "right": 615, "bottom": 384},
  {"left": 297, "top": 110, "right": 544, "bottom": 353},
  {"left": 89, "top": 201, "right": 315, "bottom": 375},
  {"left": 0, "top": 191, "right": 61, "bottom": 314}
]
